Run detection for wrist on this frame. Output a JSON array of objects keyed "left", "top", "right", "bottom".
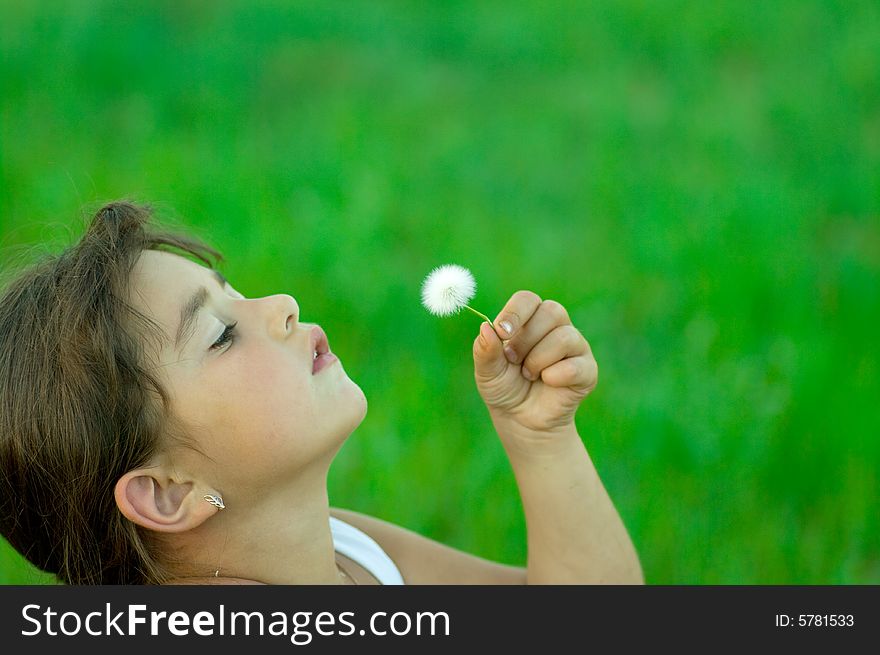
[{"left": 490, "top": 416, "right": 583, "bottom": 459}]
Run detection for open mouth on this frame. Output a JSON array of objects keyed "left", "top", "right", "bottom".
[{"left": 311, "top": 326, "right": 337, "bottom": 374}]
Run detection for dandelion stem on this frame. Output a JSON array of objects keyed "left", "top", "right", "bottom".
[{"left": 463, "top": 305, "right": 501, "bottom": 336}]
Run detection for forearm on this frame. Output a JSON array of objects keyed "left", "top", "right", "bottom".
[{"left": 494, "top": 419, "right": 643, "bottom": 584}]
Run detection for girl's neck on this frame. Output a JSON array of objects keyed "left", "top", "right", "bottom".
[{"left": 164, "top": 463, "right": 346, "bottom": 585}]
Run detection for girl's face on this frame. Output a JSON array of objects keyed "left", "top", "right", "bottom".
[{"left": 128, "top": 250, "right": 367, "bottom": 499}]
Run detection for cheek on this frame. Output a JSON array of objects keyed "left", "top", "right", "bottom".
[{"left": 197, "top": 350, "right": 316, "bottom": 461}]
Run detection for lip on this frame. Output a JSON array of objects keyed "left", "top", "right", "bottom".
[
  {"left": 310, "top": 325, "right": 337, "bottom": 375},
  {"left": 313, "top": 351, "right": 338, "bottom": 374}
]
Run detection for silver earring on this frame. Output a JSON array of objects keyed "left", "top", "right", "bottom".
[{"left": 204, "top": 494, "right": 225, "bottom": 510}]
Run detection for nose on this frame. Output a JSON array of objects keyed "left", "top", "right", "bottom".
[{"left": 274, "top": 294, "right": 299, "bottom": 336}]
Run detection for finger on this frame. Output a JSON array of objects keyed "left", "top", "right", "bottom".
[
  {"left": 473, "top": 321, "right": 508, "bottom": 382},
  {"left": 520, "top": 324, "right": 588, "bottom": 381},
  {"left": 501, "top": 299, "right": 572, "bottom": 368},
  {"left": 492, "top": 290, "right": 543, "bottom": 340},
  {"left": 541, "top": 352, "right": 599, "bottom": 392}
]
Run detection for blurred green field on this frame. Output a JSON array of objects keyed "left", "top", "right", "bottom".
[{"left": 1, "top": 0, "right": 878, "bottom": 584}]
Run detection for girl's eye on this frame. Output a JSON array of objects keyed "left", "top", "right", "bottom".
[{"left": 210, "top": 322, "right": 238, "bottom": 351}]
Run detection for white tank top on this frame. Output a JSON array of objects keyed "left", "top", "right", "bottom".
[{"left": 329, "top": 516, "right": 406, "bottom": 585}]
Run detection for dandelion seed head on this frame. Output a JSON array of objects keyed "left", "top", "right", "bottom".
[{"left": 420, "top": 264, "right": 477, "bottom": 317}]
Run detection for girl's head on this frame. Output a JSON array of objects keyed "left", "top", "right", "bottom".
[{"left": 0, "top": 200, "right": 367, "bottom": 584}]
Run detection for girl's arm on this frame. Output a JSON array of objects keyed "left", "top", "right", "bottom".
[
  {"left": 332, "top": 419, "right": 644, "bottom": 586},
  {"left": 468, "top": 291, "right": 643, "bottom": 584},
  {"left": 330, "top": 420, "right": 642, "bottom": 585},
  {"left": 493, "top": 420, "right": 644, "bottom": 584}
]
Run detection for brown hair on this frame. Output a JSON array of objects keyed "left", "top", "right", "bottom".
[{"left": 0, "top": 200, "right": 224, "bottom": 584}]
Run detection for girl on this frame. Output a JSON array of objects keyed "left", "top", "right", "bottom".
[{"left": 0, "top": 200, "right": 643, "bottom": 585}]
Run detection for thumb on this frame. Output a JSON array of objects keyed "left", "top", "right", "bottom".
[{"left": 473, "top": 321, "right": 507, "bottom": 381}]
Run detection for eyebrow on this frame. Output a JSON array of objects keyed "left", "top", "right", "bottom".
[{"left": 173, "top": 269, "right": 229, "bottom": 352}]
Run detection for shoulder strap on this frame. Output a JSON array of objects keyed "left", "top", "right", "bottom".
[{"left": 329, "top": 516, "right": 405, "bottom": 585}]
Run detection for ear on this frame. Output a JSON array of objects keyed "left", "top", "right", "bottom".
[{"left": 114, "top": 467, "right": 221, "bottom": 533}]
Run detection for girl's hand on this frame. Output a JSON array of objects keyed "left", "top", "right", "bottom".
[{"left": 472, "top": 291, "right": 598, "bottom": 435}]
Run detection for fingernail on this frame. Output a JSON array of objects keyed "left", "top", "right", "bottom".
[
  {"left": 499, "top": 320, "right": 513, "bottom": 336},
  {"left": 522, "top": 367, "right": 535, "bottom": 380},
  {"left": 504, "top": 345, "right": 516, "bottom": 363}
]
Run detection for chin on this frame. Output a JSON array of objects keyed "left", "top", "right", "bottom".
[
  {"left": 327, "top": 379, "right": 368, "bottom": 443},
  {"left": 340, "top": 373, "right": 368, "bottom": 416},
  {"left": 347, "top": 381, "right": 369, "bottom": 427}
]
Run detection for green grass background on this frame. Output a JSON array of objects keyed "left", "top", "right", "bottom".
[{"left": 1, "top": 0, "right": 878, "bottom": 584}]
